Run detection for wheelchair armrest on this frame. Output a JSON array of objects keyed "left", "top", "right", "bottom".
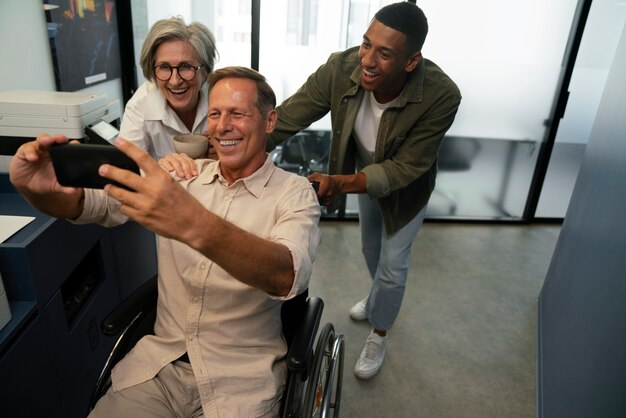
[
  {"left": 101, "top": 275, "right": 158, "bottom": 336},
  {"left": 286, "top": 296, "right": 324, "bottom": 373}
]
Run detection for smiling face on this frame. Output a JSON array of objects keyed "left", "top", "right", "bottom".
[
  {"left": 154, "top": 39, "right": 205, "bottom": 116},
  {"left": 207, "top": 77, "right": 277, "bottom": 184},
  {"left": 358, "top": 19, "right": 422, "bottom": 103}
]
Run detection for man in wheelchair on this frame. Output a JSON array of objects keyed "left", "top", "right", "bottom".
[{"left": 10, "top": 67, "right": 321, "bottom": 417}]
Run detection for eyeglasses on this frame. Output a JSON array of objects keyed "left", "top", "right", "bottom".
[{"left": 154, "top": 64, "right": 203, "bottom": 81}]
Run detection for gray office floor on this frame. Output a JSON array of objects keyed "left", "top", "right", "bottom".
[{"left": 309, "top": 219, "right": 561, "bottom": 418}]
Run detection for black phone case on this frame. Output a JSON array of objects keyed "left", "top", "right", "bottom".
[{"left": 49, "top": 143, "right": 139, "bottom": 190}]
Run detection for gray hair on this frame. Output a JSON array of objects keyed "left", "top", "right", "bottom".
[
  {"left": 139, "top": 16, "right": 218, "bottom": 82},
  {"left": 208, "top": 66, "right": 277, "bottom": 117}
]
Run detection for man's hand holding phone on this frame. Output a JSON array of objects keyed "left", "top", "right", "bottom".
[
  {"left": 9, "top": 134, "right": 86, "bottom": 219},
  {"left": 11, "top": 134, "right": 205, "bottom": 241},
  {"left": 10, "top": 134, "right": 76, "bottom": 194}
]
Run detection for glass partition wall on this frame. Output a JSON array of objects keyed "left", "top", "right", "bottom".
[
  {"left": 128, "top": 0, "right": 620, "bottom": 222},
  {"left": 535, "top": 0, "right": 626, "bottom": 218}
]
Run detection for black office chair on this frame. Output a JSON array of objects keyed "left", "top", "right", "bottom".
[
  {"left": 90, "top": 276, "right": 344, "bottom": 418},
  {"left": 272, "top": 131, "right": 331, "bottom": 177},
  {"left": 435, "top": 136, "right": 481, "bottom": 215}
]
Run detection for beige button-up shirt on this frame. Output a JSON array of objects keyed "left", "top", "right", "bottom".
[{"left": 76, "top": 155, "right": 321, "bottom": 417}]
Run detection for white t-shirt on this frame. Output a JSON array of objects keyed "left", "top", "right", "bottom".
[
  {"left": 119, "top": 81, "right": 209, "bottom": 160},
  {"left": 354, "top": 91, "right": 399, "bottom": 165}
]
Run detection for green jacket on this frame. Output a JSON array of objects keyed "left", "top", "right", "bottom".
[{"left": 269, "top": 46, "right": 462, "bottom": 234}]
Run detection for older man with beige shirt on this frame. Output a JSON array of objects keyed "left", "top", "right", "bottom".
[{"left": 10, "top": 66, "right": 320, "bottom": 418}]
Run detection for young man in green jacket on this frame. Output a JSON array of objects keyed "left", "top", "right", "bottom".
[{"left": 269, "top": 2, "right": 462, "bottom": 379}]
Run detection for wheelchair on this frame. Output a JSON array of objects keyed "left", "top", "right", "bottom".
[{"left": 90, "top": 276, "right": 344, "bottom": 417}]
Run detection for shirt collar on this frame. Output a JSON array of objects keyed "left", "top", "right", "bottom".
[{"left": 197, "top": 154, "right": 275, "bottom": 199}]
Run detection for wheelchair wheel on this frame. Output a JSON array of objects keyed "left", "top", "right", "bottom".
[{"left": 302, "top": 323, "right": 345, "bottom": 417}]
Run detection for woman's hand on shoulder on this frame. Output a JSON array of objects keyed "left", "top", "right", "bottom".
[{"left": 158, "top": 153, "right": 198, "bottom": 179}]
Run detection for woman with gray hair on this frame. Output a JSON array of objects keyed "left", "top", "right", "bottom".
[{"left": 119, "top": 16, "right": 218, "bottom": 160}]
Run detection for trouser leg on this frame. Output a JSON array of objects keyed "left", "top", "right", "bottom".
[
  {"left": 88, "top": 361, "right": 203, "bottom": 418},
  {"left": 358, "top": 194, "right": 383, "bottom": 280},
  {"left": 357, "top": 195, "right": 427, "bottom": 331}
]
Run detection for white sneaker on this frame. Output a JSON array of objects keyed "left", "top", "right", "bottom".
[
  {"left": 349, "top": 297, "right": 368, "bottom": 321},
  {"left": 354, "top": 331, "right": 387, "bottom": 379}
]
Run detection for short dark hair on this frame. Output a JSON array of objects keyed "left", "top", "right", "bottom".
[
  {"left": 208, "top": 67, "right": 276, "bottom": 117},
  {"left": 374, "top": 2, "right": 428, "bottom": 53}
]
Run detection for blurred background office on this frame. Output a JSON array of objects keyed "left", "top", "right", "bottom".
[{"left": 1, "top": 1, "right": 625, "bottom": 417}]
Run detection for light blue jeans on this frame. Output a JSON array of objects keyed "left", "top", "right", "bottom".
[{"left": 357, "top": 194, "right": 427, "bottom": 331}]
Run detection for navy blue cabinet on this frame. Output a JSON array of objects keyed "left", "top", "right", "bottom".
[{"left": 0, "top": 178, "right": 157, "bottom": 418}]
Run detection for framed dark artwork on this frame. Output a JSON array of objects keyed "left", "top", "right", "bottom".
[{"left": 44, "top": 0, "right": 122, "bottom": 92}]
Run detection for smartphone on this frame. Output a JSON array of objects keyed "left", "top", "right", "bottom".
[
  {"left": 49, "top": 143, "right": 139, "bottom": 190},
  {"left": 84, "top": 120, "right": 119, "bottom": 145}
]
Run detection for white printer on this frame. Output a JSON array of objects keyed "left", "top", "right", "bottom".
[
  {"left": 0, "top": 89, "right": 120, "bottom": 139},
  {"left": 0, "top": 270, "right": 10, "bottom": 330}
]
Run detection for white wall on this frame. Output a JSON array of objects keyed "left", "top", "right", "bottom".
[
  {"left": 0, "top": 1, "right": 56, "bottom": 92},
  {"left": 0, "top": 0, "right": 125, "bottom": 172}
]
